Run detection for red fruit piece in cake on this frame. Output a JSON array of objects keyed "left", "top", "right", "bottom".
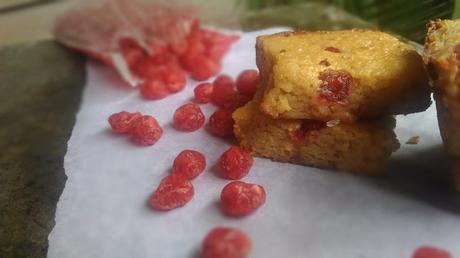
[
  {"left": 318, "top": 69, "right": 353, "bottom": 102},
  {"left": 291, "top": 119, "right": 327, "bottom": 142}
]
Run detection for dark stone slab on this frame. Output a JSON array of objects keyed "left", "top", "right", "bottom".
[{"left": 0, "top": 41, "right": 86, "bottom": 258}]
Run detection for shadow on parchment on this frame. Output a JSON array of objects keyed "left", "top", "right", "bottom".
[{"left": 361, "top": 145, "right": 460, "bottom": 215}]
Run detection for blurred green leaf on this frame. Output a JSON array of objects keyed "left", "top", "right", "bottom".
[
  {"left": 239, "top": 0, "right": 456, "bottom": 42},
  {"left": 454, "top": 0, "right": 460, "bottom": 18},
  {"left": 240, "top": 2, "right": 374, "bottom": 31}
]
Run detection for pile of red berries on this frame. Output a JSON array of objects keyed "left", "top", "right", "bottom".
[
  {"left": 107, "top": 68, "right": 262, "bottom": 257},
  {"left": 147, "top": 145, "right": 263, "bottom": 258},
  {"left": 148, "top": 146, "right": 264, "bottom": 215},
  {"left": 119, "top": 22, "right": 239, "bottom": 101},
  {"left": 195, "top": 70, "right": 260, "bottom": 138},
  {"left": 171, "top": 69, "right": 259, "bottom": 138}
]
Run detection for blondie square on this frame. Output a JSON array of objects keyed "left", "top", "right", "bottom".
[
  {"left": 232, "top": 95, "right": 400, "bottom": 175},
  {"left": 256, "top": 30, "right": 431, "bottom": 122}
]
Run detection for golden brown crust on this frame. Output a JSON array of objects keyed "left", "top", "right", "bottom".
[
  {"left": 256, "top": 29, "right": 431, "bottom": 122},
  {"left": 257, "top": 28, "right": 381, "bottom": 39}
]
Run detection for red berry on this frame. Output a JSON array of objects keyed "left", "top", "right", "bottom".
[
  {"left": 149, "top": 174, "right": 194, "bottom": 211},
  {"left": 208, "top": 109, "right": 234, "bottom": 138},
  {"left": 218, "top": 146, "right": 253, "bottom": 180},
  {"left": 149, "top": 41, "right": 169, "bottom": 58},
  {"left": 137, "top": 64, "right": 185, "bottom": 94},
  {"left": 179, "top": 52, "right": 198, "bottom": 72},
  {"left": 211, "top": 84, "right": 235, "bottom": 108},
  {"left": 122, "top": 47, "right": 146, "bottom": 71},
  {"left": 213, "top": 74, "right": 234, "bottom": 88},
  {"left": 170, "top": 38, "right": 189, "bottom": 56},
  {"left": 140, "top": 78, "right": 170, "bottom": 100},
  {"left": 413, "top": 246, "right": 452, "bottom": 258},
  {"left": 194, "top": 82, "right": 214, "bottom": 104},
  {"left": 164, "top": 67, "right": 186, "bottom": 93},
  {"left": 131, "top": 58, "right": 155, "bottom": 79},
  {"left": 220, "top": 181, "right": 266, "bottom": 217},
  {"left": 236, "top": 69, "right": 259, "bottom": 97},
  {"left": 173, "top": 103, "right": 206, "bottom": 132},
  {"left": 130, "top": 115, "right": 163, "bottom": 145},
  {"left": 171, "top": 21, "right": 202, "bottom": 56},
  {"left": 119, "top": 38, "right": 146, "bottom": 69},
  {"left": 211, "top": 75, "right": 236, "bottom": 107},
  {"left": 181, "top": 54, "right": 220, "bottom": 81},
  {"left": 185, "top": 35, "right": 206, "bottom": 58},
  {"left": 131, "top": 64, "right": 145, "bottom": 79},
  {"left": 172, "top": 150, "right": 206, "bottom": 179},
  {"left": 222, "top": 93, "right": 251, "bottom": 111},
  {"left": 202, "top": 227, "right": 251, "bottom": 258},
  {"left": 292, "top": 119, "right": 327, "bottom": 142},
  {"left": 150, "top": 49, "right": 177, "bottom": 66},
  {"left": 191, "top": 57, "right": 221, "bottom": 81},
  {"left": 318, "top": 69, "right": 352, "bottom": 102},
  {"left": 108, "top": 111, "right": 142, "bottom": 134}
]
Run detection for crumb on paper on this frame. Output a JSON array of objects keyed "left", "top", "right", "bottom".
[{"left": 406, "top": 135, "right": 420, "bottom": 144}]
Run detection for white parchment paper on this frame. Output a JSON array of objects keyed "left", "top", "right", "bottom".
[{"left": 48, "top": 28, "right": 460, "bottom": 258}]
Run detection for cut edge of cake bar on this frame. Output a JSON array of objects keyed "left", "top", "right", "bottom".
[
  {"left": 424, "top": 19, "right": 460, "bottom": 191},
  {"left": 232, "top": 92, "right": 400, "bottom": 175}
]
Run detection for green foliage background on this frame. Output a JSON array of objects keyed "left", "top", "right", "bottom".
[{"left": 239, "top": 0, "right": 457, "bottom": 42}]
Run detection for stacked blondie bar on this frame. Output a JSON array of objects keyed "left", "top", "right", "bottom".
[
  {"left": 233, "top": 30, "right": 431, "bottom": 175},
  {"left": 424, "top": 19, "right": 460, "bottom": 190}
]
